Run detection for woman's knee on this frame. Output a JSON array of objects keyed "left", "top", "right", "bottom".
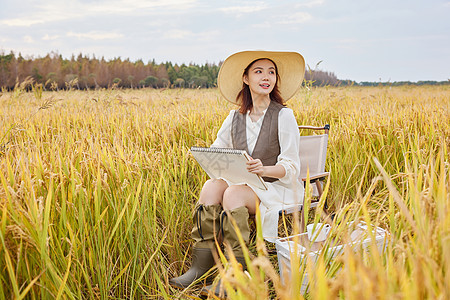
[
  {"left": 198, "top": 179, "right": 228, "bottom": 205},
  {"left": 222, "top": 186, "right": 250, "bottom": 210},
  {"left": 206, "top": 178, "right": 228, "bottom": 187},
  {"left": 203, "top": 179, "right": 228, "bottom": 193}
]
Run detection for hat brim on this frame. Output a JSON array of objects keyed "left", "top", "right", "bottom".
[{"left": 218, "top": 51, "right": 305, "bottom": 104}]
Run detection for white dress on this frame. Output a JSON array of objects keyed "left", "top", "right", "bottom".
[{"left": 211, "top": 107, "right": 304, "bottom": 242}]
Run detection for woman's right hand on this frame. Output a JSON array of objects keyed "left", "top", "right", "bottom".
[{"left": 246, "top": 157, "right": 265, "bottom": 176}]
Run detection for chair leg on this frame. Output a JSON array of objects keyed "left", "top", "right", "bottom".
[
  {"left": 315, "top": 181, "right": 331, "bottom": 219},
  {"left": 315, "top": 181, "right": 323, "bottom": 198},
  {"left": 299, "top": 212, "right": 306, "bottom": 233},
  {"left": 291, "top": 208, "right": 306, "bottom": 234}
]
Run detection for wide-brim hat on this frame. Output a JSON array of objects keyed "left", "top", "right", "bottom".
[{"left": 218, "top": 50, "right": 305, "bottom": 104}]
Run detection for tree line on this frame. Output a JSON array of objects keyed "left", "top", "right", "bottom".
[
  {"left": 356, "top": 80, "right": 449, "bottom": 86},
  {"left": 0, "top": 51, "right": 221, "bottom": 90},
  {"left": 1, "top": 51, "right": 447, "bottom": 90}
]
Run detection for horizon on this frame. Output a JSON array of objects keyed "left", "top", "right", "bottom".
[{"left": 1, "top": 0, "right": 449, "bottom": 82}]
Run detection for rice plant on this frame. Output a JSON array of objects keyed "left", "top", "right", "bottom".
[{"left": 0, "top": 85, "right": 448, "bottom": 299}]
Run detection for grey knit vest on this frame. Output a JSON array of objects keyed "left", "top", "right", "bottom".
[{"left": 231, "top": 101, "right": 285, "bottom": 183}]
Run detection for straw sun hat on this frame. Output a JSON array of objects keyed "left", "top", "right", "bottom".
[{"left": 218, "top": 50, "right": 305, "bottom": 104}]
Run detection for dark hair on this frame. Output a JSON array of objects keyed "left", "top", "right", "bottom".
[{"left": 236, "top": 58, "right": 284, "bottom": 114}]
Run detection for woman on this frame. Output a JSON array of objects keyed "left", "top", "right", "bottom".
[{"left": 169, "top": 50, "right": 305, "bottom": 295}]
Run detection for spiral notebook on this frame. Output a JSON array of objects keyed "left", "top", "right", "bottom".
[{"left": 190, "top": 147, "right": 268, "bottom": 190}]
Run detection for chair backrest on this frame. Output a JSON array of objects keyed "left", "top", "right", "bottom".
[
  {"left": 299, "top": 134, "right": 328, "bottom": 178},
  {"left": 298, "top": 129, "right": 329, "bottom": 196}
]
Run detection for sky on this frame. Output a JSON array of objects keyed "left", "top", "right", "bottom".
[{"left": 0, "top": 0, "right": 449, "bottom": 82}]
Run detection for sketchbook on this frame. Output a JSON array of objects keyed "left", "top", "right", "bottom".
[{"left": 190, "top": 147, "right": 268, "bottom": 190}]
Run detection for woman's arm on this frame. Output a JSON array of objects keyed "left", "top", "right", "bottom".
[
  {"left": 211, "top": 110, "right": 234, "bottom": 148},
  {"left": 275, "top": 108, "right": 301, "bottom": 183}
]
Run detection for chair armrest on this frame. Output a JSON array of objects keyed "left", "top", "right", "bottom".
[
  {"left": 278, "top": 201, "right": 321, "bottom": 216},
  {"left": 298, "top": 124, "right": 330, "bottom": 134},
  {"left": 301, "top": 172, "right": 330, "bottom": 182},
  {"left": 279, "top": 205, "right": 303, "bottom": 216}
]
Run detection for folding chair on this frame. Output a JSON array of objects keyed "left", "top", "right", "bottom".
[
  {"left": 279, "top": 124, "right": 330, "bottom": 233},
  {"left": 249, "top": 125, "right": 330, "bottom": 243}
]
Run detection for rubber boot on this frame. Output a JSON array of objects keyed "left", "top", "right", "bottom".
[
  {"left": 201, "top": 206, "right": 250, "bottom": 298},
  {"left": 169, "top": 203, "right": 222, "bottom": 289}
]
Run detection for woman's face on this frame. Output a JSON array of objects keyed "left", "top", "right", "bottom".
[{"left": 243, "top": 59, "right": 277, "bottom": 98}]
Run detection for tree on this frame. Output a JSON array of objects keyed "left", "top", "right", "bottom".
[
  {"left": 168, "top": 65, "right": 178, "bottom": 84},
  {"left": 65, "top": 74, "right": 79, "bottom": 89},
  {"left": 46, "top": 72, "right": 58, "bottom": 89},
  {"left": 127, "top": 75, "right": 135, "bottom": 89},
  {"left": 191, "top": 75, "right": 208, "bottom": 88},
  {"left": 89, "top": 73, "right": 99, "bottom": 89},
  {"left": 144, "top": 76, "right": 158, "bottom": 88},
  {"left": 32, "top": 67, "right": 43, "bottom": 83},
  {"left": 80, "top": 75, "right": 89, "bottom": 89},
  {"left": 160, "top": 78, "right": 169, "bottom": 88},
  {"left": 174, "top": 78, "right": 185, "bottom": 88},
  {"left": 0, "top": 52, "right": 14, "bottom": 87}
]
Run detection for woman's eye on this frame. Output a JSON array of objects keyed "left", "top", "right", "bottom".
[{"left": 255, "top": 70, "right": 262, "bottom": 73}]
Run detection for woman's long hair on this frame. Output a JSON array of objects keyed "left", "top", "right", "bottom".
[{"left": 236, "top": 58, "right": 284, "bottom": 114}]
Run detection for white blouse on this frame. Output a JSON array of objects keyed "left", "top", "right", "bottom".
[{"left": 211, "top": 107, "right": 304, "bottom": 241}]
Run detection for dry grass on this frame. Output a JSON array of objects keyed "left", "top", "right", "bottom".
[{"left": 0, "top": 85, "right": 448, "bottom": 299}]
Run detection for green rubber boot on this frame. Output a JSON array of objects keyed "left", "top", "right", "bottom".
[
  {"left": 169, "top": 203, "right": 222, "bottom": 289},
  {"left": 201, "top": 206, "right": 250, "bottom": 298}
]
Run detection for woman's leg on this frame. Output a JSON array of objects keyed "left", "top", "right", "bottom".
[
  {"left": 221, "top": 185, "right": 260, "bottom": 259},
  {"left": 169, "top": 179, "right": 227, "bottom": 289},
  {"left": 221, "top": 185, "right": 260, "bottom": 214},
  {"left": 201, "top": 185, "right": 259, "bottom": 297},
  {"left": 198, "top": 178, "right": 228, "bottom": 206}
]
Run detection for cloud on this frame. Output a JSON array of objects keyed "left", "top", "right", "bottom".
[
  {"left": 0, "top": 0, "right": 198, "bottom": 27},
  {"left": 252, "top": 11, "right": 313, "bottom": 28},
  {"left": 2, "top": 17, "right": 51, "bottom": 27},
  {"left": 197, "top": 30, "right": 221, "bottom": 41},
  {"left": 218, "top": 1, "right": 316, "bottom": 27},
  {"left": 67, "top": 31, "right": 124, "bottom": 40},
  {"left": 162, "top": 29, "right": 220, "bottom": 41},
  {"left": 218, "top": 0, "right": 323, "bottom": 16},
  {"left": 163, "top": 29, "right": 193, "bottom": 40},
  {"left": 295, "top": 0, "right": 324, "bottom": 8},
  {"left": 330, "top": 34, "right": 449, "bottom": 52},
  {"left": 43, "top": 34, "right": 60, "bottom": 41},
  {"left": 277, "top": 12, "right": 313, "bottom": 24},
  {"left": 88, "top": 0, "right": 197, "bottom": 14},
  {"left": 1, "top": 8, "right": 86, "bottom": 27},
  {"left": 219, "top": 4, "right": 267, "bottom": 14},
  {"left": 23, "top": 35, "right": 34, "bottom": 43}
]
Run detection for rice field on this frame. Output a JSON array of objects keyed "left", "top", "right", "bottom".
[{"left": 0, "top": 85, "right": 449, "bottom": 299}]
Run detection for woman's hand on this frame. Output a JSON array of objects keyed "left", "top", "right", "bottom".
[
  {"left": 246, "top": 158, "right": 265, "bottom": 176},
  {"left": 246, "top": 157, "right": 287, "bottom": 179}
]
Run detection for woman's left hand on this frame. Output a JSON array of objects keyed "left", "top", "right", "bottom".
[{"left": 246, "top": 158, "right": 265, "bottom": 176}]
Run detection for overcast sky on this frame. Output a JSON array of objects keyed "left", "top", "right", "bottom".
[{"left": 1, "top": 0, "right": 449, "bottom": 82}]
